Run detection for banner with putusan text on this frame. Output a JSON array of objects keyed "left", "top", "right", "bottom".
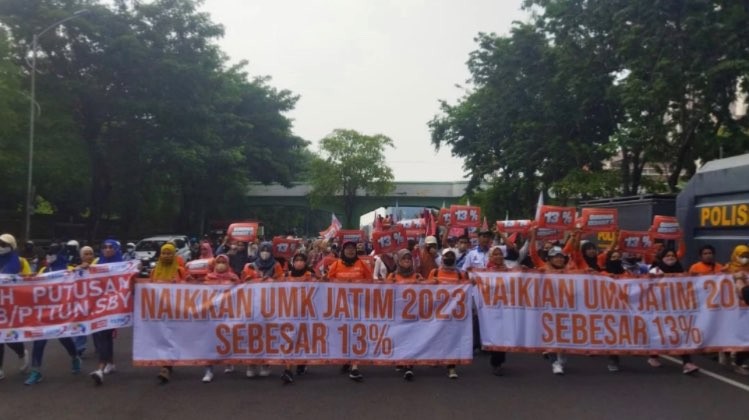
[
  {"left": 473, "top": 271, "right": 749, "bottom": 354},
  {"left": 0, "top": 261, "right": 138, "bottom": 343},
  {"left": 133, "top": 282, "right": 473, "bottom": 366}
]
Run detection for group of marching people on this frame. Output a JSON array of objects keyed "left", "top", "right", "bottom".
[{"left": 2, "top": 225, "right": 749, "bottom": 388}]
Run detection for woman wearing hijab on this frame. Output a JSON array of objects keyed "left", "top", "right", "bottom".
[
  {"left": 199, "top": 241, "right": 214, "bottom": 260},
  {"left": 241, "top": 241, "right": 283, "bottom": 378},
  {"left": 89, "top": 239, "right": 124, "bottom": 385},
  {"left": 483, "top": 245, "right": 513, "bottom": 376},
  {"left": 0, "top": 233, "right": 30, "bottom": 380},
  {"left": 24, "top": 243, "right": 81, "bottom": 385},
  {"left": 149, "top": 243, "right": 191, "bottom": 383},
  {"left": 199, "top": 254, "right": 238, "bottom": 383},
  {"left": 726, "top": 245, "right": 749, "bottom": 375},
  {"left": 386, "top": 249, "right": 423, "bottom": 381},
  {"left": 647, "top": 248, "right": 699, "bottom": 374},
  {"left": 278, "top": 252, "right": 317, "bottom": 384}
]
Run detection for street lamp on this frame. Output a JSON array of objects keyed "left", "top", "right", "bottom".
[{"left": 25, "top": 9, "right": 89, "bottom": 241}]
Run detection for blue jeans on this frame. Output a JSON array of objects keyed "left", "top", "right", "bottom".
[
  {"left": 32, "top": 338, "right": 77, "bottom": 369},
  {"left": 73, "top": 335, "right": 88, "bottom": 354}
]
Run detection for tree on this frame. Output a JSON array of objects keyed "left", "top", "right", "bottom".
[{"left": 309, "top": 129, "right": 395, "bottom": 228}]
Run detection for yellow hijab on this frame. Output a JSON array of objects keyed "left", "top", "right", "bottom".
[
  {"left": 151, "top": 244, "right": 180, "bottom": 282},
  {"left": 727, "top": 245, "right": 749, "bottom": 273}
]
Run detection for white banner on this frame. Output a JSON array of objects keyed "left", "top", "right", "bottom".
[
  {"left": 133, "top": 282, "right": 473, "bottom": 366},
  {"left": 473, "top": 271, "right": 749, "bottom": 354},
  {"left": 0, "top": 261, "right": 138, "bottom": 343}
]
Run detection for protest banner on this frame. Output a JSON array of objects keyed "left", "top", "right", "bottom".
[
  {"left": 449, "top": 205, "right": 481, "bottom": 229},
  {"left": 372, "top": 226, "right": 408, "bottom": 254},
  {"left": 437, "top": 208, "right": 451, "bottom": 227},
  {"left": 227, "top": 223, "right": 258, "bottom": 242},
  {"left": 536, "top": 205, "right": 576, "bottom": 231},
  {"left": 337, "top": 230, "right": 366, "bottom": 244},
  {"left": 272, "top": 237, "right": 303, "bottom": 260},
  {"left": 473, "top": 271, "right": 749, "bottom": 354},
  {"left": 0, "top": 261, "right": 138, "bottom": 343},
  {"left": 579, "top": 208, "right": 618, "bottom": 233},
  {"left": 133, "top": 282, "right": 473, "bottom": 366},
  {"left": 405, "top": 229, "right": 423, "bottom": 242},
  {"left": 618, "top": 231, "right": 653, "bottom": 254},
  {"left": 496, "top": 220, "right": 532, "bottom": 234},
  {"left": 650, "top": 215, "right": 682, "bottom": 240}
]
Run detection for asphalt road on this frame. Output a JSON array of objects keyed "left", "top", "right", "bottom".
[{"left": 2, "top": 328, "right": 749, "bottom": 420}]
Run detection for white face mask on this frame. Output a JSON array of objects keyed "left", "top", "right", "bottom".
[
  {"left": 0, "top": 246, "right": 11, "bottom": 255},
  {"left": 739, "top": 257, "right": 749, "bottom": 266},
  {"left": 259, "top": 251, "right": 271, "bottom": 260},
  {"left": 46, "top": 255, "right": 57, "bottom": 264},
  {"left": 663, "top": 256, "right": 677, "bottom": 266},
  {"left": 215, "top": 263, "right": 228, "bottom": 273}
]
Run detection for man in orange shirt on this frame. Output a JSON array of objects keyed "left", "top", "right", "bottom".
[{"left": 688, "top": 244, "right": 724, "bottom": 274}]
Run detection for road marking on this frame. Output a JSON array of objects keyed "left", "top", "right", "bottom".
[{"left": 661, "top": 355, "right": 749, "bottom": 393}]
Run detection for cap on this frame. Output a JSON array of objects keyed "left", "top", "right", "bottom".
[
  {"left": 547, "top": 246, "right": 566, "bottom": 257},
  {"left": 425, "top": 236, "right": 438, "bottom": 245},
  {"left": 441, "top": 248, "right": 456, "bottom": 257},
  {"left": 0, "top": 233, "right": 17, "bottom": 250}
]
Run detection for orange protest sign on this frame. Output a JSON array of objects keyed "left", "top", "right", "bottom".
[
  {"left": 650, "top": 216, "right": 681, "bottom": 240},
  {"left": 450, "top": 205, "right": 481, "bottom": 228},
  {"left": 272, "top": 237, "right": 302, "bottom": 260},
  {"left": 372, "top": 226, "right": 408, "bottom": 254},
  {"left": 536, "top": 227, "right": 564, "bottom": 242},
  {"left": 536, "top": 205, "right": 576, "bottom": 231},
  {"left": 618, "top": 230, "right": 653, "bottom": 254},
  {"left": 405, "top": 229, "right": 422, "bottom": 242},
  {"left": 227, "top": 223, "right": 258, "bottom": 242},
  {"left": 496, "top": 220, "right": 532, "bottom": 234},
  {"left": 337, "top": 230, "right": 366, "bottom": 244},
  {"left": 437, "top": 208, "right": 451, "bottom": 226},
  {"left": 579, "top": 208, "right": 618, "bottom": 233}
]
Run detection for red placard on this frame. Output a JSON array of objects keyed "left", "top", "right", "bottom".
[
  {"left": 227, "top": 222, "right": 258, "bottom": 242},
  {"left": 405, "top": 229, "right": 423, "bottom": 242},
  {"left": 448, "top": 227, "right": 466, "bottom": 238},
  {"left": 579, "top": 208, "right": 618, "bottom": 233},
  {"left": 535, "top": 227, "right": 564, "bottom": 242},
  {"left": 450, "top": 205, "right": 481, "bottom": 228},
  {"left": 271, "top": 237, "right": 302, "bottom": 260},
  {"left": 397, "top": 218, "right": 425, "bottom": 229},
  {"left": 650, "top": 215, "right": 681, "bottom": 240},
  {"left": 618, "top": 230, "right": 653, "bottom": 254},
  {"left": 372, "top": 226, "right": 408, "bottom": 255},
  {"left": 536, "top": 205, "right": 576, "bottom": 231},
  {"left": 337, "top": 230, "right": 366, "bottom": 244},
  {"left": 496, "top": 220, "right": 532, "bottom": 234},
  {"left": 185, "top": 258, "right": 213, "bottom": 277},
  {"left": 437, "top": 208, "right": 451, "bottom": 226}
]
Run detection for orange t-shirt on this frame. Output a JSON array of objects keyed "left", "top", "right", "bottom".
[
  {"left": 327, "top": 259, "right": 373, "bottom": 283},
  {"left": 386, "top": 272, "right": 423, "bottom": 284},
  {"left": 427, "top": 268, "right": 465, "bottom": 284},
  {"left": 688, "top": 261, "right": 724, "bottom": 275},
  {"left": 242, "top": 262, "right": 284, "bottom": 282}
]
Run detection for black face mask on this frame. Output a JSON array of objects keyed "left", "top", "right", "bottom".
[{"left": 443, "top": 258, "right": 455, "bottom": 267}]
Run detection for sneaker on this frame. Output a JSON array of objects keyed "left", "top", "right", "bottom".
[
  {"left": 224, "top": 365, "right": 235, "bottom": 374},
  {"left": 492, "top": 366, "right": 503, "bottom": 376},
  {"left": 71, "top": 357, "right": 82, "bottom": 374},
  {"left": 19, "top": 349, "right": 30, "bottom": 373},
  {"left": 157, "top": 367, "right": 170, "bottom": 383},
  {"left": 202, "top": 368, "right": 214, "bottom": 383},
  {"left": 90, "top": 369, "right": 104, "bottom": 385},
  {"left": 246, "top": 366, "right": 258, "bottom": 378},
  {"left": 24, "top": 370, "right": 43, "bottom": 385},
  {"left": 448, "top": 368, "right": 459, "bottom": 379},
  {"left": 295, "top": 365, "right": 307, "bottom": 376},
  {"left": 647, "top": 357, "right": 662, "bottom": 368},
  {"left": 733, "top": 364, "right": 749, "bottom": 376},
  {"left": 0, "top": 369, "right": 4, "bottom": 380},
  {"left": 682, "top": 363, "right": 699, "bottom": 375},
  {"left": 552, "top": 361, "right": 565, "bottom": 375},
  {"left": 103, "top": 363, "right": 116, "bottom": 374},
  {"left": 259, "top": 365, "right": 271, "bottom": 377},
  {"left": 281, "top": 370, "right": 294, "bottom": 384},
  {"left": 349, "top": 369, "right": 364, "bottom": 381},
  {"left": 403, "top": 369, "right": 414, "bottom": 381},
  {"left": 607, "top": 363, "right": 620, "bottom": 372},
  {"left": 340, "top": 364, "right": 351, "bottom": 374}
]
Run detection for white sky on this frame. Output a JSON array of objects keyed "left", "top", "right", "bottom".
[{"left": 201, "top": 0, "right": 527, "bottom": 181}]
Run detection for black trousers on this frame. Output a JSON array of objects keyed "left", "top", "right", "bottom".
[{"left": 0, "top": 342, "right": 25, "bottom": 368}]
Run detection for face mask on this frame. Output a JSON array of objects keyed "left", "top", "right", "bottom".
[
  {"left": 443, "top": 258, "right": 455, "bottom": 267},
  {"left": 230, "top": 245, "right": 238, "bottom": 251},
  {"left": 46, "top": 255, "right": 57, "bottom": 264},
  {"left": 259, "top": 251, "right": 271, "bottom": 260},
  {"left": 215, "top": 263, "right": 228, "bottom": 273},
  {"left": 663, "top": 257, "right": 677, "bottom": 266},
  {"left": 739, "top": 257, "right": 749, "bottom": 266},
  {"left": 0, "top": 246, "right": 11, "bottom": 255}
]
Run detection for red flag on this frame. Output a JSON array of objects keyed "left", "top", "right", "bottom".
[
  {"left": 319, "top": 214, "right": 342, "bottom": 240},
  {"left": 481, "top": 216, "right": 489, "bottom": 232}
]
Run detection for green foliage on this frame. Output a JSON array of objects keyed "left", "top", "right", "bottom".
[
  {"left": 0, "top": 0, "right": 310, "bottom": 239},
  {"left": 309, "top": 129, "right": 395, "bottom": 227}
]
